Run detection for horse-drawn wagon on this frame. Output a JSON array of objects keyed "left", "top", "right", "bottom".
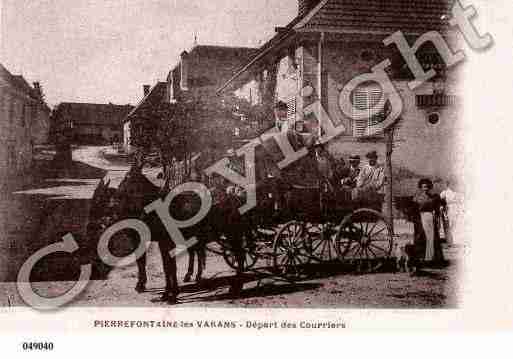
[
  {"left": 208, "top": 141, "right": 394, "bottom": 281},
  {"left": 89, "top": 136, "right": 396, "bottom": 302}
]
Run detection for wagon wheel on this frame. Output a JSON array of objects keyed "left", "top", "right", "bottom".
[
  {"left": 272, "top": 221, "right": 311, "bottom": 281},
  {"left": 335, "top": 209, "right": 393, "bottom": 273},
  {"left": 305, "top": 222, "right": 338, "bottom": 263},
  {"left": 222, "top": 230, "right": 258, "bottom": 271}
]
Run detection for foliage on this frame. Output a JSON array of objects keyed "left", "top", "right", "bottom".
[{"left": 130, "top": 91, "right": 275, "bottom": 173}]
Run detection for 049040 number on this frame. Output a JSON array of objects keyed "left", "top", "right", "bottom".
[{"left": 22, "top": 342, "right": 54, "bottom": 351}]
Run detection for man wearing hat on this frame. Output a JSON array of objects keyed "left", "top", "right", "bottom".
[
  {"left": 341, "top": 155, "right": 361, "bottom": 189},
  {"left": 354, "top": 150, "right": 386, "bottom": 201},
  {"left": 274, "top": 101, "right": 288, "bottom": 132}
]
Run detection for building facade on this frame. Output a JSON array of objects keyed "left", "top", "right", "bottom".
[
  {"left": 51, "top": 102, "right": 133, "bottom": 145},
  {"left": 218, "top": 0, "right": 462, "bottom": 194},
  {"left": 122, "top": 45, "right": 259, "bottom": 155},
  {"left": 167, "top": 45, "right": 258, "bottom": 104},
  {"left": 0, "top": 63, "right": 51, "bottom": 185},
  {"left": 123, "top": 82, "right": 168, "bottom": 154}
]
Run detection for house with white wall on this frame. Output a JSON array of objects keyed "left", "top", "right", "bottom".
[{"left": 218, "top": 0, "right": 462, "bottom": 194}]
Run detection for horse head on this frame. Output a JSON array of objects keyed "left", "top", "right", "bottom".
[
  {"left": 116, "top": 165, "right": 161, "bottom": 217},
  {"left": 90, "top": 178, "right": 113, "bottom": 217}
]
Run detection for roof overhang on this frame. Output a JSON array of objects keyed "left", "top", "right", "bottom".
[
  {"left": 124, "top": 82, "right": 165, "bottom": 123},
  {"left": 216, "top": 30, "right": 298, "bottom": 94}
]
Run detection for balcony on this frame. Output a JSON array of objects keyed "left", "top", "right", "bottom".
[{"left": 416, "top": 94, "right": 459, "bottom": 108}]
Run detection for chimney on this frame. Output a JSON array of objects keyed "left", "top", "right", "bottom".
[
  {"left": 180, "top": 50, "right": 189, "bottom": 91},
  {"left": 298, "top": 0, "right": 320, "bottom": 18},
  {"left": 33, "top": 82, "right": 40, "bottom": 90},
  {"left": 143, "top": 85, "right": 150, "bottom": 96}
]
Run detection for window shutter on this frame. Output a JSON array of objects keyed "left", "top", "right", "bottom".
[
  {"left": 286, "top": 96, "right": 296, "bottom": 125},
  {"left": 352, "top": 89, "right": 368, "bottom": 137},
  {"left": 352, "top": 83, "right": 385, "bottom": 137},
  {"left": 368, "top": 85, "right": 385, "bottom": 134}
]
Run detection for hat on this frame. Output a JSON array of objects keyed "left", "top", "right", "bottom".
[
  {"left": 274, "top": 101, "right": 288, "bottom": 110},
  {"left": 366, "top": 151, "right": 378, "bottom": 159},
  {"left": 349, "top": 155, "right": 360, "bottom": 161}
]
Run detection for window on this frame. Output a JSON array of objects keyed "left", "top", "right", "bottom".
[
  {"left": 427, "top": 112, "right": 440, "bottom": 125},
  {"left": 7, "top": 143, "right": 16, "bottom": 169},
  {"left": 21, "top": 104, "right": 26, "bottom": 126},
  {"left": 9, "top": 99, "right": 15, "bottom": 124},
  {"left": 351, "top": 83, "right": 386, "bottom": 137},
  {"left": 286, "top": 97, "right": 296, "bottom": 126}
]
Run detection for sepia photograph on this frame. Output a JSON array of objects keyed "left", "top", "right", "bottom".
[
  {"left": 2, "top": 0, "right": 512, "bottom": 342},
  {"left": 0, "top": 0, "right": 474, "bottom": 311}
]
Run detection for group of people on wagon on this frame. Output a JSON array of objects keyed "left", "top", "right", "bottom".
[{"left": 336, "top": 150, "right": 386, "bottom": 203}]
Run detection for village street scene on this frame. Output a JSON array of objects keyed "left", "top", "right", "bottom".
[{"left": 0, "top": 0, "right": 467, "bottom": 308}]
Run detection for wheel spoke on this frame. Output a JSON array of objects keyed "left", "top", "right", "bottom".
[
  {"left": 319, "top": 238, "right": 329, "bottom": 257},
  {"left": 296, "top": 250, "right": 309, "bottom": 265},
  {"left": 277, "top": 252, "right": 288, "bottom": 266},
  {"left": 370, "top": 225, "right": 387, "bottom": 238},
  {"left": 369, "top": 243, "right": 388, "bottom": 255},
  {"left": 367, "top": 245, "right": 378, "bottom": 258},
  {"left": 352, "top": 244, "right": 363, "bottom": 259},
  {"left": 363, "top": 246, "right": 371, "bottom": 260},
  {"left": 367, "top": 221, "right": 379, "bottom": 237},
  {"left": 311, "top": 239, "right": 324, "bottom": 253},
  {"left": 289, "top": 256, "right": 297, "bottom": 274}
]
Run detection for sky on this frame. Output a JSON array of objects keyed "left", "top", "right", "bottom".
[{"left": 0, "top": 0, "right": 297, "bottom": 106}]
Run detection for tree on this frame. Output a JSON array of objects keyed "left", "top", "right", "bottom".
[{"left": 130, "top": 90, "right": 275, "bottom": 180}]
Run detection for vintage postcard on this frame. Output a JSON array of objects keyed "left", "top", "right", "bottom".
[{"left": 0, "top": 0, "right": 512, "bottom": 348}]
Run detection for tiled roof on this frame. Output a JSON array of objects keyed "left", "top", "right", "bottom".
[
  {"left": 188, "top": 45, "right": 258, "bottom": 59},
  {"left": 216, "top": 16, "right": 305, "bottom": 93},
  {"left": 296, "top": 0, "right": 452, "bottom": 34},
  {"left": 125, "top": 82, "right": 168, "bottom": 121},
  {"left": 56, "top": 102, "right": 133, "bottom": 125},
  {"left": 218, "top": 0, "right": 453, "bottom": 92}
]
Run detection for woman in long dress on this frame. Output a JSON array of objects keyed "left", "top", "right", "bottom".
[
  {"left": 440, "top": 180, "right": 463, "bottom": 247},
  {"left": 413, "top": 178, "right": 445, "bottom": 268}
]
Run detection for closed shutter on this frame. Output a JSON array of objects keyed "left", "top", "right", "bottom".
[
  {"left": 286, "top": 96, "right": 296, "bottom": 125},
  {"left": 352, "top": 84, "right": 386, "bottom": 137}
]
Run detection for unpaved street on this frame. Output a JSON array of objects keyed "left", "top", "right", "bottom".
[{"left": 0, "top": 146, "right": 460, "bottom": 308}]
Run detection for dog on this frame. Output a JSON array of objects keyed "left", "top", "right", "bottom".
[{"left": 393, "top": 241, "right": 415, "bottom": 273}]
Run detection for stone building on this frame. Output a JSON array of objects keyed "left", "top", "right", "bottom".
[
  {"left": 122, "top": 45, "right": 259, "bottom": 155},
  {"left": 167, "top": 45, "right": 258, "bottom": 104},
  {"left": 123, "top": 82, "right": 168, "bottom": 154},
  {"left": 218, "top": 0, "right": 462, "bottom": 194},
  {"left": 51, "top": 102, "right": 133, "bottom": 145},
  {"left": 0, "top": 63, "right": 51, "bottom": 185}
]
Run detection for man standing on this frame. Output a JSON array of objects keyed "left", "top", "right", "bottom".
[
  {"left": 341, "top": 155, "right": 361, "bottom": 189},
  {"left": 274, "top": 101, "right": 288, "bottom": 132},
  {"left": 354, "top": 151, "right": 386, "bottom": 201}
]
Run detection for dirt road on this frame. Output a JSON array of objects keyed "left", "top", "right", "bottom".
[{"left": 0, "top": 146, "right": 460, "bottom": 308}]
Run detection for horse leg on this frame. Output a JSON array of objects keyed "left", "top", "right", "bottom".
[
  {"left": 135, "top": 252, "right": 147, "bottom": 293},
  {"left": 183, "top": 247, "right": 195, "bottom": 283},
  {"left": 195, "top": 242, "right": 207, "bottom": 283},
  {"left": 133, "top": 230, "right": 147, "bottom": 293},
  {"left": 228, "top": 233, "right": 245, "bottom": 297},
  {"left": 159, "top": 241, "right": 179, "bottom": 303}
]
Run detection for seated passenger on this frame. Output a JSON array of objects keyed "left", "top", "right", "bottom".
[
  {"left": 353, "top": 151, "right": 386, "bottom": 202},
  {"left": 341, "top": 154, "right": 361, "bottom": 189}
]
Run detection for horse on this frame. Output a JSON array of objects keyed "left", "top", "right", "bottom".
[{"left": 87, "top": 164, "right": 248, "bottom": 303}]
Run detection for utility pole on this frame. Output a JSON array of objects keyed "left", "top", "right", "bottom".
[{"left": 384, "top": 126, "right": 395, "bottom": 235}]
